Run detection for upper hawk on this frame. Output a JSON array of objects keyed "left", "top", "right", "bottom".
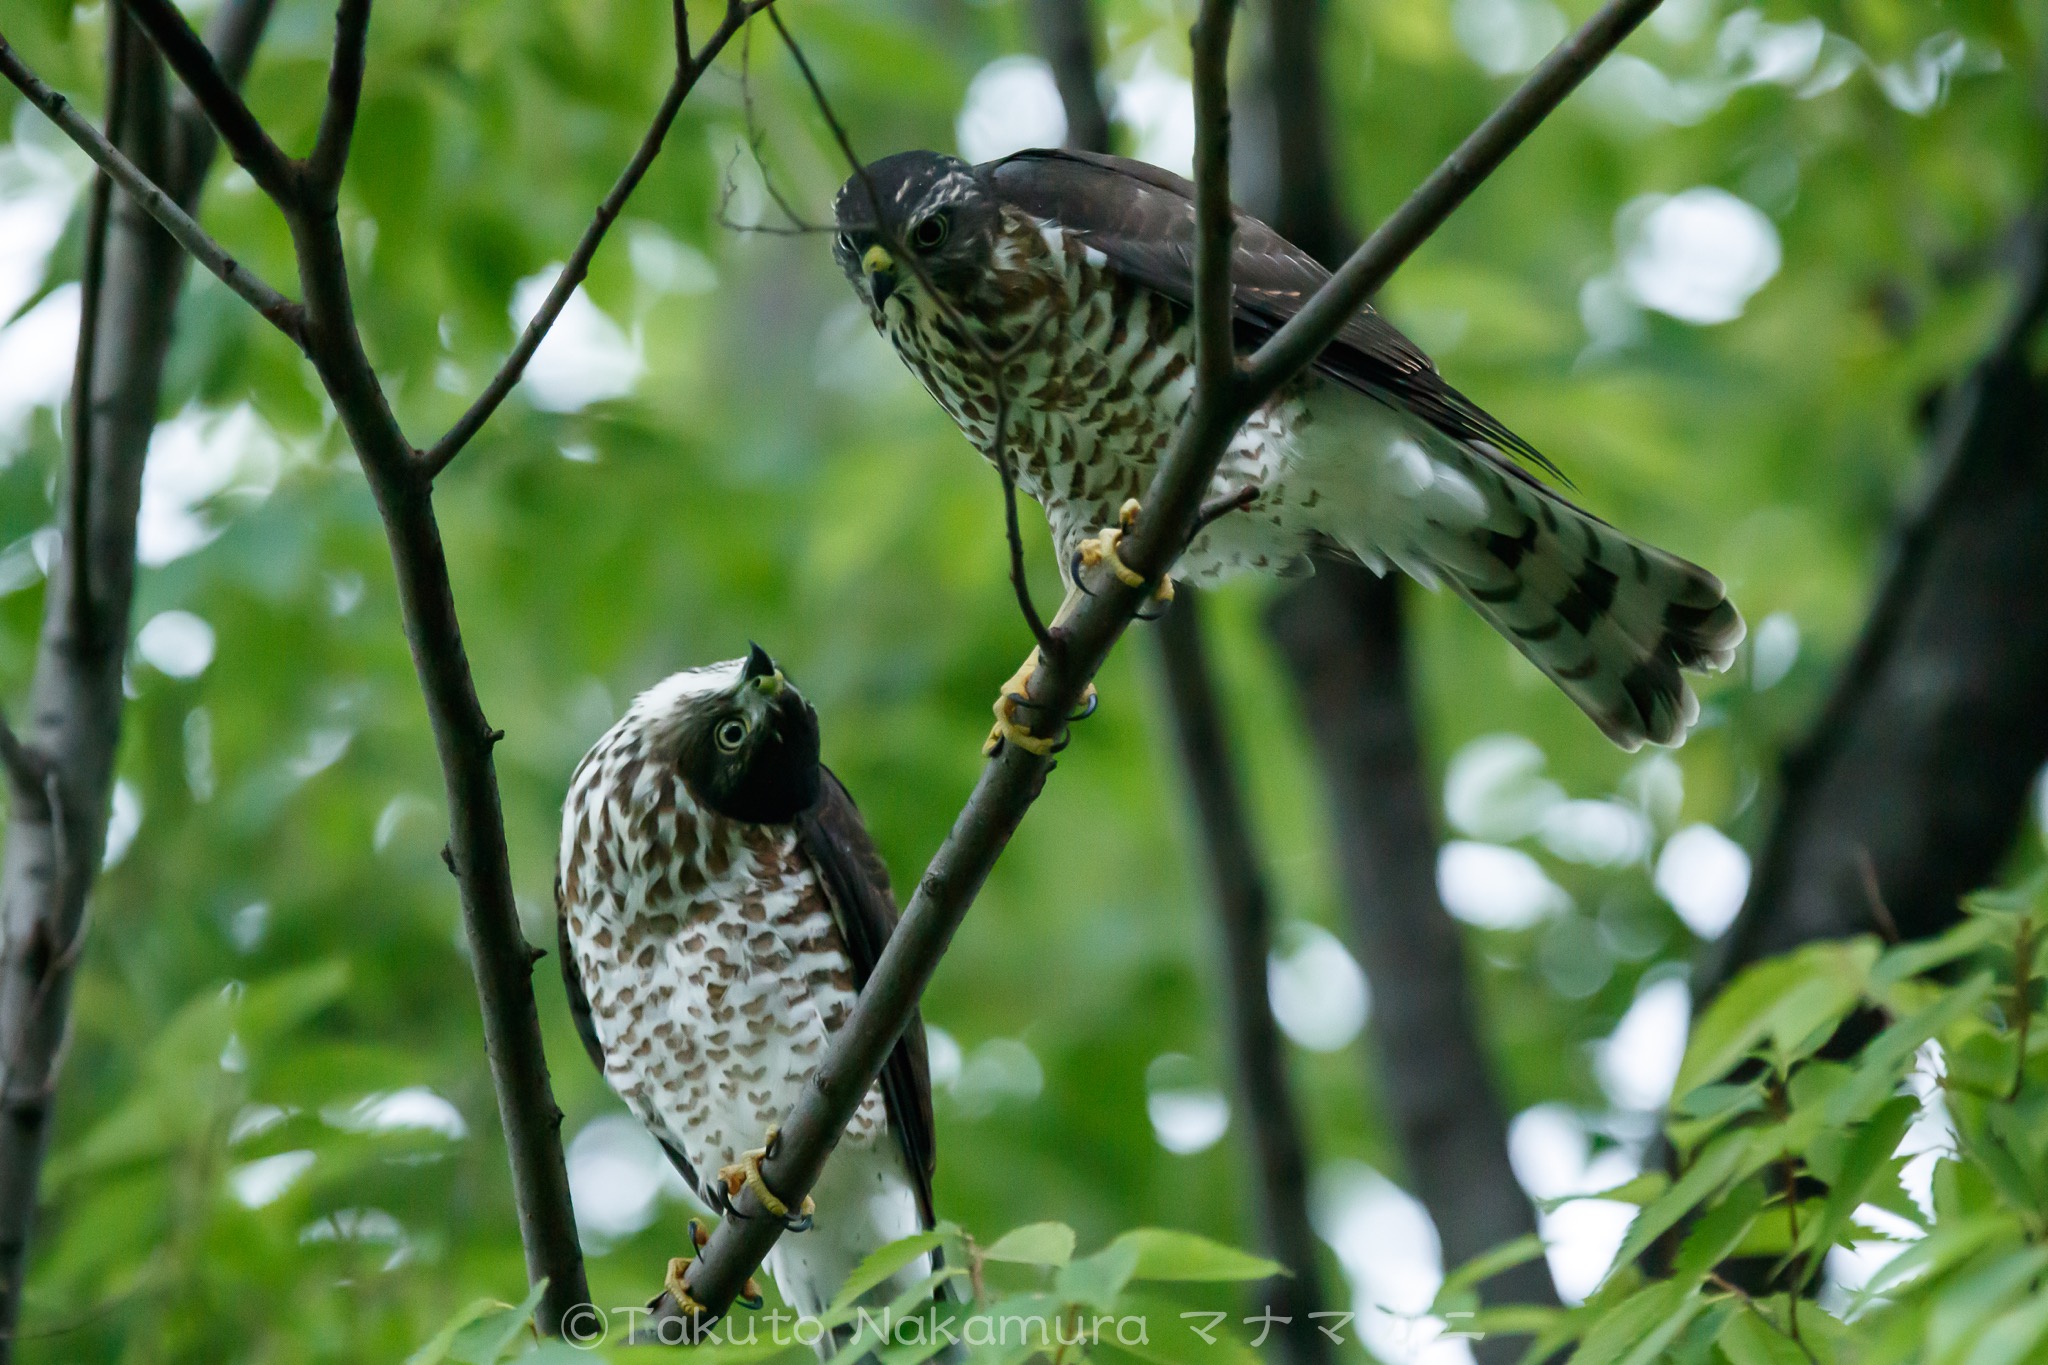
[{"left": 832, "top": 148, "right": 1743, "bottom": 752}]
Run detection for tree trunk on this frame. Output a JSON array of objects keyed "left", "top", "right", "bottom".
[
  {"left": 1154, "top": 597, "right": 1335, "bottom": 1365},
  {"left": 0, "top": 5, "right": 272, "bottom": 1345},
  {"left": 1709, "top": 209, "right": 2048, "bottom": 979},
  {"left": 1245, "top": 0, "right": 1557, "bottom": 1323}
]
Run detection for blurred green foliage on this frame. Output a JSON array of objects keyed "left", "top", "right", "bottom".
[
  {"left": 1460, "top": 873, "right": 2048, "bottom": 1365},
  {"left": 0, "top": 0, "right": 2041, "bottom": 1359}
]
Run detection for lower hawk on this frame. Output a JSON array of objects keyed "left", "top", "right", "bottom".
[{"left": 556, "top": 646, "right": 936, "bottom": 1328}]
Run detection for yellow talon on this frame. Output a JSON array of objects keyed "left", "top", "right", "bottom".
[
  {"left": 982, "top": 649, "right": 1095, "bottom": 757},
  {"left": 1078, "top": 500, "right": 1174, "bottom": 599},
  {"left": 664, "top": 1256, "right": 711, "bottom": 1317},
  {"left": 718, "top": 1126, "right": 816, "bottom": 1224}
]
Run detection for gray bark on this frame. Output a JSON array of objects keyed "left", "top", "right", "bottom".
[
  {"left": 1244, "top": 0, "right": 1557, "bottom": 1325},
  {"left": 1709, "top": 208, "right": 2048, "bottom": 979},
  {"left": 0, "top": 2, "right": 273, "bottom": 1344}
]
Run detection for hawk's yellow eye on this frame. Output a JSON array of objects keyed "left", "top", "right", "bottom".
[
  {"left": 715, "top": 718, "right": 748, "bottom": 752},
  {"left": 910, "top": 213, "right": 949, "bottom": 251}
]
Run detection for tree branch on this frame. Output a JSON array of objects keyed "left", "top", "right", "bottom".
[
  {"left": 1246, "top": 0, "right": 1557, "bottom": 1337},
  {"left": 305, "top": 0, "right": 371, "bottom": 200},
  {"left": 668, "top": 0, "right": 1659, "bottom": 1320},
  {"left": 1032, "top": 4, "right": 1328, "bottom": 1359},
  {"left": 423, "top": 0, "right": 778, "bottom": 476},
  {"left": 117, "top": 0, "right": 296, "bottom": 199},
  {"left": 0, "top": 12, "right": 274, "bottom": 1351},
  {"left": 0, "top": 30, "right": 305, "bottom": 343}
]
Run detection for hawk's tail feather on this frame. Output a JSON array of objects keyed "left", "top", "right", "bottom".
[{"left": 1333, "top": 442, "right": 1742, "bottom": 750}]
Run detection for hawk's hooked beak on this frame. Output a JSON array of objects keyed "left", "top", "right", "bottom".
[
  {"left": 743, "top": 641, "right": 786, "bottom": 698},
  {"left": 862, "top": 244, "right": 896, "bottom": 308}
]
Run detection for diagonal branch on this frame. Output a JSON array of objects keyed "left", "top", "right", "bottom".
[
  {"left": 0, "top": 31, "right": 305, "bottom": 343},
  {"left": 424, "top": 0, "right": 780, "bottom": 475},
  {"left": 117, "top": 0, "right": 295, "bottom": 198},
  {"left": 669, "top": 0, "right": 1665, "bottom": 1321},
  {"left": 305, "top": 0, "right": 371, "bottom": 200}
]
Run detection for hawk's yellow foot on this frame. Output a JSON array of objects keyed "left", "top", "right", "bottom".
[
  {"left": 1076, "top": 498, "right": 1176, "bottom": 611},
  {"left": 718, "top": 1125, "right": 816, "bottom": 1232},
  {"left": 983, "top": 649, "right": 1098, "bottom": 757}
]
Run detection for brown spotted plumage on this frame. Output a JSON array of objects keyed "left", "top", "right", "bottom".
[
  {"left": 833, "top": 149, "right": 1744, "bottom": 749},
  {"left": 556, "top": 648, "right": 936, "bottom": 1322}
]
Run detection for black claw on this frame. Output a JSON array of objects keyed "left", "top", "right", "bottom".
[
  {"left": 737, "top": 1288, "right": 766, "bottom": 1311},
  {"left": 783, "top": 1211, "right": 815, "bottom": 1233},
  {"left": 1069, "top": 692, "right": 1099, "bottom": 724},
  {"left": 1068, "top": 550, "right": 1098, "bottom": 596},
  {"left": 1136, "top": 594, "right": 1173, "bottom": 622}
]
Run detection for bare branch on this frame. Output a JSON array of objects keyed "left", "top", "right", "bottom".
[
  {"left": 118, "top": 0, "right": 296, "bottom": 198},
  {"left": 0, "top": 31, "right": 305, "bottom": 343},
  {"left": 306, "top": 0, "right": 372, "bottom": 199},
  {"left": 424, "top": 0, "right": 779, "bottom": 475},
  {"left": 1243, "top": 0, "right": 1663, "bottom": 393},
  {"left": 671, "top": 0, "right": 1664, "bottom": 1319}
]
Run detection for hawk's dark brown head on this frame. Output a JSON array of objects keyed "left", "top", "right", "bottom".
[
  {"left": 832, "top": 151, "right": 1005, "bottom": 313},
  {"left": 640, "top": 644, "right": 820, "bottom": 825}
]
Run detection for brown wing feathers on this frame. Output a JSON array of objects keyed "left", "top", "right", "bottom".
[
  {"left": 794, "top": 768, "right": 939, "bottom": 1231},
  {"left": 982, "top": 147, "right": 1567, "bottom": 485}
]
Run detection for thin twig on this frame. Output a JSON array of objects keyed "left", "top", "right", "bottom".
[
  {"left": 306, "top": 0, "right": 371, "bottom": 200},
  {"left": 1853, "top": 846, "right": 1901, "bottom": 944},
  {"left": 0, "top": 31, "right": 305, "bottom": 343},
  {"left": 764, "top": 8, "right": 1057, "bottom": 651},
  {"left": 424, "top": 0, "right": 780, "bottom": 474},
  {"left": 993, "top": 380, "right": 1056, "bottom": 656},
  {"left": 117, "top": 0, "right": 295, "bottom": 198},
  {"left": 668, "top": 0, "right": 1667, "bottom": 1321}
]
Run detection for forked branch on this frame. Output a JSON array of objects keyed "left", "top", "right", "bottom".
[{"left": 0, "top": 33, "right": 305, "bottom": 342}]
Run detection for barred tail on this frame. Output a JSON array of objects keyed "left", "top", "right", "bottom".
[{"left": 1323, "top": 433, "right": 1743, "bottom": 750}]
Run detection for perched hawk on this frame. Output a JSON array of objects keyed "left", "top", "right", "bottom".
[
  {"left": 556, "top": 646, "right": 936, "bottom": 1323},
  {"left": 832, "top": 149, "right": 1744, "bottom": 752}
]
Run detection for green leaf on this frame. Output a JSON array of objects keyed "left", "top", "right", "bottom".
[
  {"left": 1055, "top": 1236, "right": 1143, "bottom": 1309},
  {"left": 982, "top": 1222, "right": 1077, "bottom": 1268},
  {"left": 826, "top": 1231, "right": 945, "bottom": 1318},
  {"left": 1794, "top": 1095, "right": 1919, "bottom": 1273},
  {"left": 407, "top": 1280, "right": 545, "bottom": 1365},
  {"left": 1566, "top": 1281, "right": 1686, "bottom": 1365},
  {"left": 1436, "top": 1233, "right": 1549, "bottom": 1308},
  {"left": 1715, "top": 1304, "right": 1809, "bottom": 1365},
  {"left": 1539, "top": 1174, "right": 1668, "bottom": 1214},
  {"left": 1874, "top": 916, "right": 2002, "bottom": 988},
  {"left": 1962, "top": 1287, "right": 2048, "bottom": 1365},
  {"left": 1604, "top": 1133, "right": 1756, "bottom": 1287},
  {"left": 450, "top": 1279, "right": 547, "bottom": 1364},
  {"left": 1108, "top": 1228, "right": 1284, "bottom": 1282},
  {"left": 1677, "top": 941, "right": 1877, "bottom": 1097},
  {"left": 1826, "top": 973, "right": 1996, "bottom": 1126}
]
